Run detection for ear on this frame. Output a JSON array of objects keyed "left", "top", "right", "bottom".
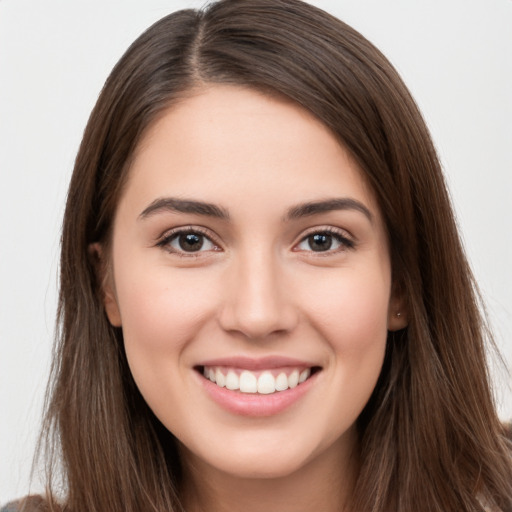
[
  {"left": 88, "top": 242, "right": 122, "bottom": 327},
  {"left": 387, "top": 280, "right": 408, "bottom": 332}
]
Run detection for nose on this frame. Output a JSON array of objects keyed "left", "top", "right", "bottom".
[{"left": 218, "top": 249, "right": 299, "bottom": 340}]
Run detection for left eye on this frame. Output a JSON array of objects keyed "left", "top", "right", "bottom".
[
  {"left": 160, "top": 230, "right": 218, "bottom": 254},
  {"left": 295, "top": 231, "right": 353, "bottom": 252}
]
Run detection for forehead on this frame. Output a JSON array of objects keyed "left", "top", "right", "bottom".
[{"left": 121, "top": 85, "right": 380, "bottom": 220}]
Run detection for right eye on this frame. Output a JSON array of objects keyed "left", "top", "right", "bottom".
[{"left": 157, "top": 228, "right": 221, "bottom": 256}]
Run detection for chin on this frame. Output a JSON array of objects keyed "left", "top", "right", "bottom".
[
  {"left": 209, "top": 452, "right": 311, "bottom": 480},
  {"left": 181, "top": 428, "right": 334, "bottom": 482}
]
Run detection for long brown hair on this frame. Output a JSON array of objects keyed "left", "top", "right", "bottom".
[{"left": 37, "top": 1, "right": 512, "bottom": 511}]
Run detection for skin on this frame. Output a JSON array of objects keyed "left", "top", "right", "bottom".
[{"left": 97, "top": 85, "right": 407, "bottom": 512}]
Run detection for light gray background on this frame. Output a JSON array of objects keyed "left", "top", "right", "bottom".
[{"left": 1, "top": 0, "right": 511, "bottom": 504}]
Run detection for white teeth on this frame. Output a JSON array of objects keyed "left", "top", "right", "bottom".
[
  {"left": 239, "top": 370, "right": 258, "bottom": 393},
  {"left": 225, "top": 371, "right": 239, "bottom": 390},
  {"left": 288, "top": 370, "right": 299, "bottom": 388},
  {"left": 275, "top": 372, "right": 288, "bottom": 391},
  {"left": 299, "top": 369, "right": 310, "bottom": 383},
  {"left": 203, "top": 366, "right": 313, "bottom": 394},
  {"left": 215, "top": 368, "right": 226, "bottom": 387},
  {"left": 257, "top": 372, "right": 276, "bottom": 394}
]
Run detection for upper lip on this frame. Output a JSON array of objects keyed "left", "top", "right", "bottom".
[{"left": 196, "top": 356, "right": 319, "bottom": 371}]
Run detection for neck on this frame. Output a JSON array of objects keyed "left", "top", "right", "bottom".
[{"left": 179, "top": 431, "right": 359, "bottom": 512}]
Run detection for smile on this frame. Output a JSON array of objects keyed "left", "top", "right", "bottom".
[
  {"left": 195, "top": 357, "right": 322, "bottom": 416},
  {"left": 202, "top": 366, "right": 312, "bottom": 394}
]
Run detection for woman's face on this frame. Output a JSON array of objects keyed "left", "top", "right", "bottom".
[{"left": 101, "top": 85, "right": 405, "bottom": 480}]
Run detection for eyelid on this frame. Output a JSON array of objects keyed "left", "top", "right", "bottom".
[
  {"left": 155, "top": 225, "right": 223, "bottom": 256},
  {"left": 292, "top": 226, "right": 356, "bottom": 253}
]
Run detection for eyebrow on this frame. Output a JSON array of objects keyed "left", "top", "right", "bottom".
[
  {"left": 138, "top": 196, "right": 372, "bottom": 223},
  {"left": 139, "top": 197, "right": 230, "bottom": 220},
  {"left": 284, "top": 198, "right": 373, "bottom": 223}
]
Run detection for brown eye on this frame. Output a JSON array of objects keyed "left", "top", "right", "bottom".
[
  {"left": 177, "top": 233, "right": 205, "bottom": 252},
  {"left": 295, "top": 230, "right": 354, "bottom": 253},
  {"left": 307, "top": 233, "right": 333, "bottom": 252},
  {"left": 158, "top": 229, "right": 219, "bottom": 254}
]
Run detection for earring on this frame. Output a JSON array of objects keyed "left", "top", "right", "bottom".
[{"left": 396, "top": 312, "right": 401, "bottom": 318}]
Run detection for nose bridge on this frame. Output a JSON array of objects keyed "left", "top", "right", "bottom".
[{"left": 219, "top": 244, "right": 297, "bottom": 339}]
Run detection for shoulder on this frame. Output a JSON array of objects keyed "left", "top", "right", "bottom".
[{"left": 1, "top": 496, "right": 55, "bottom": 512}]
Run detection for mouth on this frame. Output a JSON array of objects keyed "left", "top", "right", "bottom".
[
  {"left": 195, "top": 364, "right": 322, "bottom": 395},
  {"left": 194, "top": 356, "right": 322, "bottom": 416}
]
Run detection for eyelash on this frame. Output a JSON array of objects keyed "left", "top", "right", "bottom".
[
  {"left": 294, "top": 227, "right": 355, "bottom": 254},
  {"left": 155, "top": 226, "right": 355, "bottom": 257},
  {"left": 156, "top": 226, "right": 221, "bottom": 258}
]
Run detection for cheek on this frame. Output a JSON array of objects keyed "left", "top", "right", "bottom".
[
  {"left": 113, "top": 263, "right": 225, "bottom": 426},
  {"left": 305, "top": 265, "right": 391, "bottom": 351},
  {"left": 112, "top": 259, "right": 221, "bottom": 392},
  {"left": 302, "top": 263, "right": 390, "bottom": 414},
  {"left": 116, "top": 262, "right": 215, "bottom": 341}
]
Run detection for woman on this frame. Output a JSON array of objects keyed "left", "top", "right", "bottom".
[{"left": 4, "top": 0, "right": 511, "bottom": 511}]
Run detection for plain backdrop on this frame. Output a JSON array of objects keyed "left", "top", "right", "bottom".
[{"left": 1, "top": 0, "right": 511, "bottom": 504}]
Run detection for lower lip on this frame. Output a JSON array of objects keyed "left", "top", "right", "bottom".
[{"left": 196, "top": 370, "right": 319, "bottom": 417}]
